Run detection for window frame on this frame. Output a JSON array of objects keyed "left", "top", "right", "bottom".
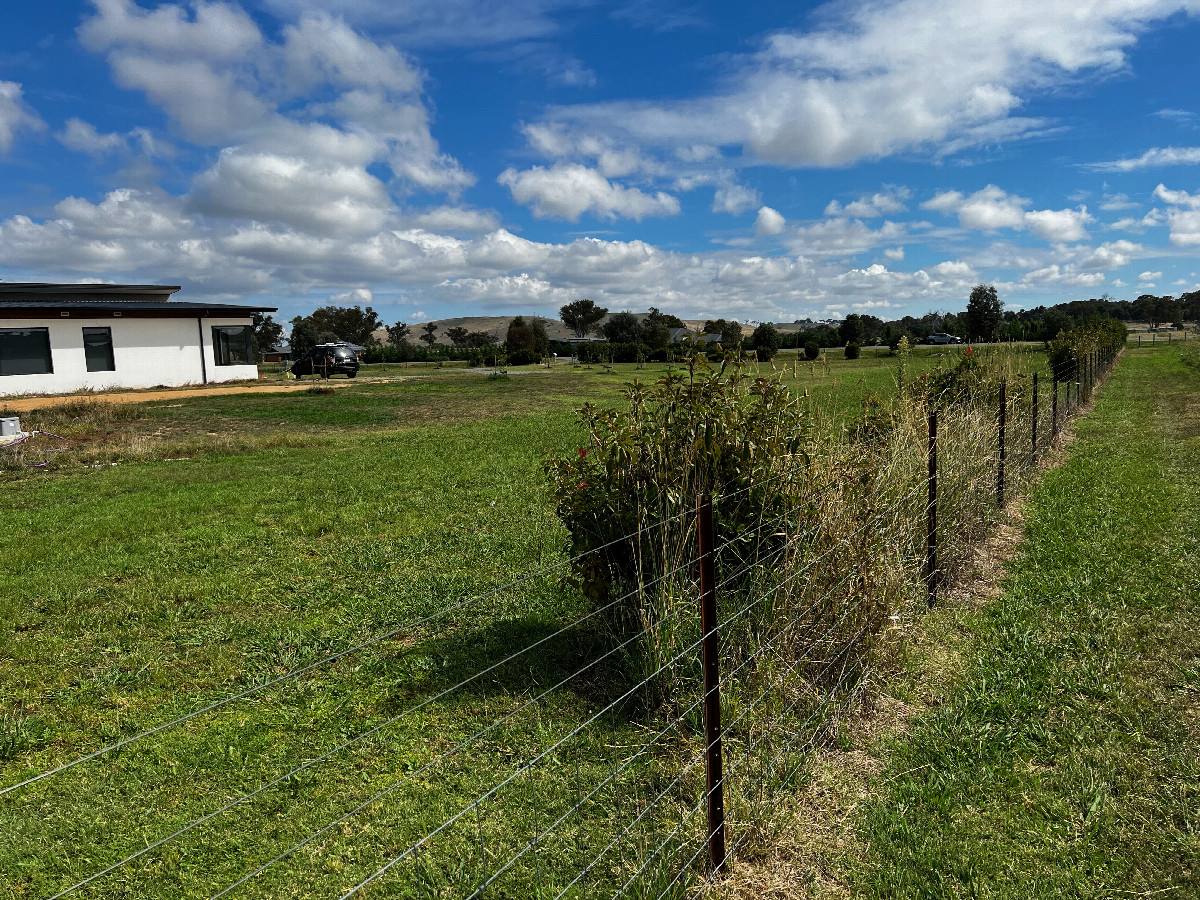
[
  {"left": 211, "top": 325, "right": 256, "bottom": 367},
  {"left": 82, "top": 326, "right": 116, "bottom": 373},
  {"left": 0, "top": 327, "right": 54, "bottom": 377}
]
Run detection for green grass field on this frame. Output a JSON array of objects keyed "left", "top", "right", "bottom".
[
  {"left": 849, "top": 347, "right": 1200, "bottom": 897},
  {"left": 0, "top": 345, "right": 1060, "bottom": 898}
]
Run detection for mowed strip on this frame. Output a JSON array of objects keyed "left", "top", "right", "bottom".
[{"left": 852, "top": 348, "right": 1200, "bottom": 896}]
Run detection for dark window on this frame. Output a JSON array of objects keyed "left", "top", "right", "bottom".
[
  {"left": 83, "top": 327, "right": 116, "bottom": 372},
  {"left": 212, "top": 325, "right": 255, "bottom": 366},
  {"left": 0, "top": 328, "right": 53, "bottom": 376}
]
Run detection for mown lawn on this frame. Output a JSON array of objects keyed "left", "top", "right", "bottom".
[
  {"left": 0, "top": 346, "right": 1050, "bottom": 898},
  {"left": 851, "top": 347, "right": 1200, "bottom": 897}
]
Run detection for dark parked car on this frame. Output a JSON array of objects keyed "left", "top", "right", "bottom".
[
  {"left": 925, "top": 332, "right": 962, "bottom": 345},
  {"left": 291, "top": 343, "right": 360, "bottom": 378}
]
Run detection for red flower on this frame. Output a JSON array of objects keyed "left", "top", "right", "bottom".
[
  {"left": 577, "top": 480, "right": 587, "bottom": 490},
  {"left": 578, "top": 447, "right": 589, "bottom": 458}
]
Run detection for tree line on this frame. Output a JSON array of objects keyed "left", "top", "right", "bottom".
[{"left": 250, "top": 284, "right": 1199, "bottom": 365}]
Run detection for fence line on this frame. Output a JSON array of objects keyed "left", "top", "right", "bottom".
[{"left": 4, "top": 348, "right": 1119, "bottom": 900}]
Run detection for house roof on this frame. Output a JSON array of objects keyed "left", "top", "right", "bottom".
[
  {"left": 0, "top": 283, "right": 276, "bottom": 317},
  {"left": 0, "top": 283, "right": 182, "bottom": 297}
]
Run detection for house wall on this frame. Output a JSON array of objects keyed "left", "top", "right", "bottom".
[{"left": 0, "top": 315, "right": 259, "bottom": 394}]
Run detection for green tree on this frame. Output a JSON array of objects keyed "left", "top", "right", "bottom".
[
  {"left": 602, "top": 311, "right": 643, "bottom": 344},
  {"left": 419, "top": 322, "right": 438, "bottom": 348},
  {"left": 530, "top": 318, "right": 550, "bottom": 358},
  {"left": 642, "top": 307, "right": 681, "bottom": 349},
  {"left": 839, "top": 314, "right": 864, "bottom": 346},
  {"left": 643, "top": 321, "right": 671, "bottom": 349},
  {"left": 1180, "top": 290, "right": 1200, "bottom": 323},
  {"left": 646, "top": 307, "right": 684, "bottom": 329},
  {"left": 386, "top": 321, "right": 410, "bottom": 346},
  {"left": 506, "top": 316, "right": 539, "bottom": 364},
  {"left": 251, "top": 312, "right": 283, "bottom": 357},
  {"left": 466, "top": 331, "right": 495, "bottom": 349},
  {"left": 289, "top": 317, "right": 319, "bottom": 358},
  {"left": 446, "top": 326, "right": 469, "bottom": 347},
  {"left": 750, "top": 323, "right": 782, "bottom": 360},
  {"left": 703, "top": 318, "right": 743, "bottom": 348},
  {"left": 560, "top": 299, "right": 608, "bottom": 338},
  {"left": 307, "top": 305, "right": 382, "bottom": 346},
  {"left": 965, "top": 284, "right": 1002, "bottom": 342}
]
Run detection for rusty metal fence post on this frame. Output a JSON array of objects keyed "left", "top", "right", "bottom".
[
  {"left": 1052, "top": 375, "right": 1059, "bottom": 437},
  {"left": 695, "top": 493, "right": 727, "bottom": 874},
  {"left": 996, "top": 378, "right": 1006, "bottom": 508},
  {"left": 1031, "top": 371, "right": 1039, "bottom": 465},
  {"left": 926, "top": 407, "right": 938, "bottom": 604}
]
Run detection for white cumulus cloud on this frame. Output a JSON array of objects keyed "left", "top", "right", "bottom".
[
  {"left": 78, "top": 0, "right": 471, "bottom": 198},
  {"left": 0, "top": 81, "right": 44, "bottom": 153},
  {"left": 331, "top": 287, "right": 373, "bottom": 304},
  {"left": 1021, "top": 265, "right": 1106, "bottom": 288},
  {"left": 58, "top": 118, "right": 127, "bottom": 155},
  {"left": 753, "top": 206, "right": 786, "bottom": 235},
  {"left": 712, "top": 182, "right": 761, "bottom": 215},
  {"left": 1152, "top": 183, "right": 1200, "bottom": 245},
  {"left": 924, "top": 184, "right": 1091, "bottom": 242},
  {"left": 520, "top": 0, "right": 1200, "bottom": 170},
  {"left": 1024, "top": 207, "right": 1093, "bottom": 243},
  {"left": 189, "top": 149, "right": 392, "bottom": 236},
  {"left": 825, "top": 187, "right": 911, "bottom": 218},
  {"left": 497, "top": 164, "right": 681, "bottom": 221}
]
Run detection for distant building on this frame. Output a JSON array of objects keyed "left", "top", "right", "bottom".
[
  {"left": 261, "top": 342, "right": 291, "bottom": 363},
  {"left": 0, "top": 283, "right": 275, "bottom": 394}
]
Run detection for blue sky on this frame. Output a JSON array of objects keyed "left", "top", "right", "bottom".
[{"left": 2, "top": 0, "right": 1200, "bottom": 325}]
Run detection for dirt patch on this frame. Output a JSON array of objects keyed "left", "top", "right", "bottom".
[{"left": 0, "top": 381, "right": 358, "bottom": 412}]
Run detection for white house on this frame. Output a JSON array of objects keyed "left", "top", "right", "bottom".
[{"left": 0, "top": 283, "right": 276, "bottom": 395}]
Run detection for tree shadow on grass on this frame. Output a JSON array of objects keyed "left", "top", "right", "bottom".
[{"left": 372, "top": 613, "right": 650, "bottom": 721}]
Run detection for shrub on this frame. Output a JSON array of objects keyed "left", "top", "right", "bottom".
[
  {"left": 912, "top": 347, "right": 988, "bottom": 405},
  {"left": 1047, "top": 342, "right": 1078, "bottom": 381},
  {"left": 546, "top": 357, "right": 812, "bottom": 690},
  {"left": 804, "top": 340, "right": 820, "bottom": 361},
  {"left": 507, "top": 348, "right": 540, "bottom": 366},
  {"left": 844, "top": 343, "right": 861, "bottom": 360}
]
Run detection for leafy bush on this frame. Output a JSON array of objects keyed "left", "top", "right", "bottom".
[
  {"left": 844, "top": 343, "right": 861, "bottom": 360},
  {"left": 1047, "top": 342, "right": 1079, "bottom": 381},
  {"left": 1047, "top": 317, "right": 1126, "bottom": 381},
  {"left": 546, "top": 356, "right": 812, "bottom": 693},
  {"left": 804, "top": 340, "right": 820, "bottom": 360},
  {"left": 913, "top": 347, "right": 987, "bottom": 404},
  {"left": 507, "top": 348, "right": 540, "bottom": 366}
]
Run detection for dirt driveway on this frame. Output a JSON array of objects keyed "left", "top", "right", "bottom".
[{"left": 0, "top": 381, "right": 356, "bottom": 412}]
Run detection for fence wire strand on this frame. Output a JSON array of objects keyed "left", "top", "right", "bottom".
[{"left": 7, "top": 352, "right": 1119, "bottom": 900}]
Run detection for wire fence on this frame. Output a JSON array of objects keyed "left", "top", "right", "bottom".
[{"left": 1, "top": 348, "right": 1118, "bottom": 899}]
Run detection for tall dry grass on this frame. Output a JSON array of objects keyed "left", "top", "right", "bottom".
[{"left": 545, "top": 346, "right": 1066, "bottom": 864}]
